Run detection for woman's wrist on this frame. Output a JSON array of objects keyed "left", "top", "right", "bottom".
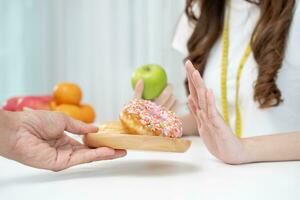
[
  {"left": 241, "top": 132, "right": 300, "bottom": 163},
  {"left": 241, "top": 136, "right": 273, "bottom": 164},
  {"left": 240, "top": 138, "right": 257, "bottom": 164}
]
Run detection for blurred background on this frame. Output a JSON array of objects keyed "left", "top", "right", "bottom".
[{"left": 0, "top": 0, "right": 187, "bottom": 122}]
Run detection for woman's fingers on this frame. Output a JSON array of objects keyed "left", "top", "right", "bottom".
[
  {"left": 196, "top": 109, "right": 205, "bottom": 136},
  {"left": 192, "top": 70, "right": 207, "bottom": 112},
  {"left": 187, "top": 95, "right": 197, "bottom": 117},
  {"left": 133, "top": 79, "right": 144, "bottom": 99},
  {"left": 186, "top": 60, "right": 207, "bottom": 112},
  {"left": 185, "top": 60, "right": 199, "bottom": 108},
  {"left": 188, "top": 96, "right": 202, "bottom": 132},
  {"left": 134, "top": 82, "right": 178, "bottom": 111},
  {"left": 67, "top": 147, "right": 127, "bottom": 169},
  {"left": 207, "top": 90, "right": 223, "bottom": 128},
  {"left": 207, "top": 90, "right": 217, "bottom": 120},
  {"left": 163, "top": 95, "right": 177, "bottom": 111},
  {"left": 170, "top": 100, "right": 181, "bottom": 112},
  {"left": 154, "top": 84, "right": 173, "bottom": 106},
  {"left": 155, "top": 84, "right": 181, "bottom": 112},
  {"left": 198, "top": 110, "right": 209, "bottom": 127}
]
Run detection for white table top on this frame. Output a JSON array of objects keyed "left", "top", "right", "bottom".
[{"left": 1, "top": 136, "right": 300, "bottom": 200}]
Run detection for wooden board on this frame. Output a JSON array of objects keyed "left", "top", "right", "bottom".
[
  {"left": 83, "top": 121, "right": 191, "bottom": 153},
  {"left": 84, "top": 132, "right": 191, "bottom": 153}
]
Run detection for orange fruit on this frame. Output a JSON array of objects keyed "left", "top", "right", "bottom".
[
  {"left": 80, "top": 104, "right": 96, "bottom": 123},
  {"left": 50, "top": 101, "right": 57, "bottom": 111},
  {"left": 53, "top": 82, "right": 82, "bottom": 105},
  {"left": 54, "top": 104, "right": 82, "bottom": 121}
]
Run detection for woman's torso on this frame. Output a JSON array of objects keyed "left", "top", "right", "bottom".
[{"left": 173, "top": 0, "right": 300, "bottom": 137}]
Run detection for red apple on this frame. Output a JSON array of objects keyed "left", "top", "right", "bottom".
[
  {"left": 2, "top": 96, "right": 53, "bottom": 111},
  {"left": 2, "top": 97, "right": 22, "bottom": 111},
  {"left": 15, "top": 96, "right": 53, "bottom": 111}
]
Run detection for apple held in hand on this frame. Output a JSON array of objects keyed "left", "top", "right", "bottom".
[{"left": 131, "top": 64, "right": 167, "bottom": 100}]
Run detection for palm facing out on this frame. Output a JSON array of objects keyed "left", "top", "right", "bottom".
[{"left": 185, "top": 61, "right": 249, "bottom": 164}]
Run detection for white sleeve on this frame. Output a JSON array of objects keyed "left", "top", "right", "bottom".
[
  {"left": 172, "top": 12, "right": 195, "bottom": 56},
  {"left": 284, "top": 0, "right": 300, "bottom": 66}
]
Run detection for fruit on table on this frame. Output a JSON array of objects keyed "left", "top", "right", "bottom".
[
  {"left": 53, "top": 103, "right": 96, "bottom": 123},
  {"left": 54, "top": 104, "right": 82, "bottom": 121},
  {"left": 53, "top": 82, "right": 82, "bottom": 105},
  {"left": 2, "top": 82, "right": 96, "bottom": 123},
  {"left": 16, "top": 96, "right": 53, "bottom": 111},
  {"left": 80, "top": 104, "right": 96, "bottom": 123},
  {"left": 51, "top": 82, "right": 96, "bottom": 123},
  {"left": 2, "top": 97, "right": 21, "bottom": 111},
  {"left": 2, "top": 96, "right": 52, "bottom": 111},
  {"left": 131, "top": 64, "right": 167, "bottom": 100},
  {"left": 50, "top": 101, "right": 57, "bottom": 111}
]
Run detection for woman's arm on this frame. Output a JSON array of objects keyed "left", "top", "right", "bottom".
[
  {"left": 243, "top": 132, "right": 300, "bottom": 163},
  {"left": 185, "top": 60, "right": 300, "bottom": 164}
]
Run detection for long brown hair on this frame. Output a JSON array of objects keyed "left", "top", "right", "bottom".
[{"left": 185, "top": 0, "right": 295, "bottom": 108}]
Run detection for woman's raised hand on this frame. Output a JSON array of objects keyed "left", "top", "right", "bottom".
[{"left": 185, "top": 60, "right": 250, "bottom": 164}]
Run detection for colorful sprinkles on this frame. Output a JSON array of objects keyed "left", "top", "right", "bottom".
[{"left": 121, "top": 99, "right": 183, "bottom": 138}]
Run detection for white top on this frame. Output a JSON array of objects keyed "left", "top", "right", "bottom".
[
  {"left": 1, "top": 136, "right": 300, "bottom": 200},
  {"left": 173, "top": 0, "right": 300, "bottom": 137}
]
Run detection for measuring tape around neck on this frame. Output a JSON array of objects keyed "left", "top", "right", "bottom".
[{"left": 221, "top": 0, "right": 252, "bottom": 137}]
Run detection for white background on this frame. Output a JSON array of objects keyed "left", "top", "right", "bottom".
[{"left": 0, "top": 0, "right": 187, "bottom": 122}]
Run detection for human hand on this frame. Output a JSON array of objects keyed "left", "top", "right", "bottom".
[
  {"left": 134, "top": 80, "right": 179, "bottom": 111},
  {"left": 0, "top": 110, "right": 126, "bottom": 171},
  {"left": 185, "top": 60, "right": 249, "bottom": 164}
]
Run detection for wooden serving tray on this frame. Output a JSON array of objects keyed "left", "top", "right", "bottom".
[{"left": 83, "top": 121, "right": 191, "bottom": 153}]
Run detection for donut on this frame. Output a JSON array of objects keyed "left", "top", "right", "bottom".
[{"left": 120, "top": 99, "right": 182, "bottom": 138}]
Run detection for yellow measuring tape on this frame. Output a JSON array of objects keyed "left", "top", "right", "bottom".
[{"left": 221, "top": 0, "right": 252, "bottom": 137}]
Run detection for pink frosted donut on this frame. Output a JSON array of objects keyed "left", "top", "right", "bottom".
[{"left": 120, "top": 99, "right": 182, "bottom": 138}]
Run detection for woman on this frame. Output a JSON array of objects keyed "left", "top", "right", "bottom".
[
  {"left": 136, "top": 0, "right": 300, "bottom": 163},
  {"left": 172, "top": 0, "right": 300, "bottom": 137}
]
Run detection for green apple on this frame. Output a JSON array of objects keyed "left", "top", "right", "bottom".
[{"left": 131, "top": 64, "right": 167, "bottom": 100}]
